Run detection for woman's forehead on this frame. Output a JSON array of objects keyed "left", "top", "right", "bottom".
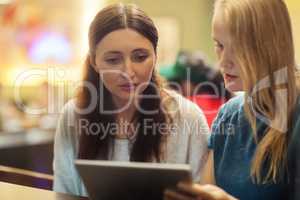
[{"left": 95, "top": 29, "right": 155, "bottom": 54}]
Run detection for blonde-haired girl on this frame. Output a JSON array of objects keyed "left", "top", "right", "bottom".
[{"left": 165, "top": 0, "right": 300, "bottom": 199}]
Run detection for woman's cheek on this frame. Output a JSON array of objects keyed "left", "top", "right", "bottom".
[{"left": 102, "top": 73, "right": 119, "bottom": 88}]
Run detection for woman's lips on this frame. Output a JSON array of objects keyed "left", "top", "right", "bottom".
[{"left": 119, "top": 83, "right": 137, "bottom": 92}]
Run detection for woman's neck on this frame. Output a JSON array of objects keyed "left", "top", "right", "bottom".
[
  {"left": 113, "top": 96, "right": 137, "bottom": 118},
  {"left": 112, "top": 96, "right": 138, "bottom": 139}
]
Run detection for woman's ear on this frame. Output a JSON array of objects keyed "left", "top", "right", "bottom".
[
  {"left": 89, "top": 54, "right": 95, "bottom": 66},
  {"left": 154, "top": 54, "right": 158, "bottom": 64},
  {"left": 153, "top": 54, "right": 158, "bottom": 67},
  {"left": 89, "top": 54, "right": 98, "bottom": 72}
]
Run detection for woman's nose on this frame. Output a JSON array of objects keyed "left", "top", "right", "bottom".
[{"left": 123, "top": 59, "right": 136, "bottom": 79}]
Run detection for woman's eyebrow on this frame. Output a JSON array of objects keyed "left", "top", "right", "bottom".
[
  {"left": 132, "top": 48, "right": 150, "bottom": 53},
  {"left": 103, "top": 51, "right": 122, "bottom": 56}
]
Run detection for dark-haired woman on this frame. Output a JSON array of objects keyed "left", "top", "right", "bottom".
[{"left": 53, "top": 4, "right": 209, "bottom": 197}]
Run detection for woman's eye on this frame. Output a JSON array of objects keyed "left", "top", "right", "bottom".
[
  {"left": 132, "top": 54, "right": 148, "bottom": 62},
  {"left": 105, "top": 58, "right": 121, "bottom": 65}
]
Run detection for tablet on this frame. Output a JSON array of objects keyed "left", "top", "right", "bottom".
[{"left": 75, "top": 159, "right": 192, "bottom": 200}]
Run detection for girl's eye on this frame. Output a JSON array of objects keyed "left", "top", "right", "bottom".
[{"left": 214, "top": 42, "right": 224, "bottom": 51}]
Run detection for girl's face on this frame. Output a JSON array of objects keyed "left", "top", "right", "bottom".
[
  {"left": 212, "top": 11, "right": 244, "bottom": 92},
  {"left": 93, "top": 28, "right": 156, "bottom": 105}
]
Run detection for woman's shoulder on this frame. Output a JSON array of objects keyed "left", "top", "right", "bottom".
[
  {"left": 59, "top": 98, "right": 78, "bottom": 128},
  {"left": 163, "top": 89, "right": 206, "bottom": 120},
  {"left": 163, "top": 89, "right": 210, "bottom": 136},
  {"left": 54, "top": 99, "right": 80, "bottom": 159},
  {"left": 55, "top": 98, "right": 79, "bottom": 143}
]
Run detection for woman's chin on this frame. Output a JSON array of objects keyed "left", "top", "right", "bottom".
[{"left": 113, "top": 90, "right": 138, "bottom": 102}]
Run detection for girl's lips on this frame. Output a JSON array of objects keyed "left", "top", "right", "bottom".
[{"left": 224, "top": 73, "right": 238, "bottom": 81}]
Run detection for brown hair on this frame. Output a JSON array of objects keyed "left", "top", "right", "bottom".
[{"left": 76, "top": 3, "right": 172, "bottom": 162}]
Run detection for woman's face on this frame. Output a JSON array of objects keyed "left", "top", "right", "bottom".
[
  {"left": 93, "top": 28, "right": 156, "bottom": 105},
  {"left": 212, "top": 11, "right": 243, "bottom": 92}
]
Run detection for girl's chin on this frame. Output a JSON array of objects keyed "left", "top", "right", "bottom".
[{"left": 225, "top": 82, "right": 243, "bottom": 92}]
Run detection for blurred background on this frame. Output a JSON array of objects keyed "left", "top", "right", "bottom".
[{"left": 0, "top": 0, "right": 299, "bottom": 191}]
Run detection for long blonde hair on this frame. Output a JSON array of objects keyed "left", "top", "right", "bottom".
[{"left": 214, "top": 0, "right": 299, "bottom": 183}]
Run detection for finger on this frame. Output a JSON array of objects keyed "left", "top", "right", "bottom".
[
  {"left": 178, "top": 183, "right": 228, "bottom": 200},
  {"left": 177, "top": 183, "right": 214, "bottom": 196},
  {"left": 193, "top": 185, "right": 237, "bottom": 200},
  {"left": 177, "top": 183, "right": 199, "bottom": 196},
  {"left": 164, "top": 189, "right": 196, "bottom": 200}
]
